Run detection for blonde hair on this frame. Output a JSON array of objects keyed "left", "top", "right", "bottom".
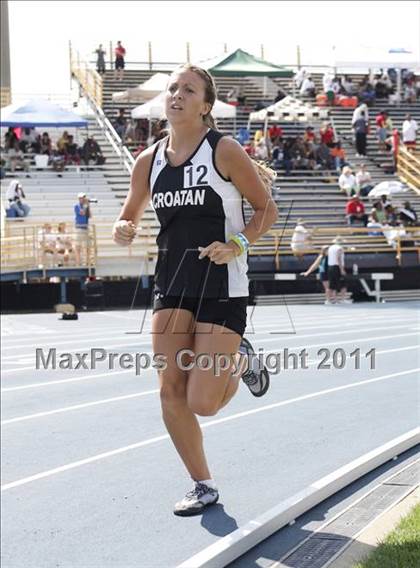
[{"left": 172, "top": 63, "right": 277, "bottom": 194}]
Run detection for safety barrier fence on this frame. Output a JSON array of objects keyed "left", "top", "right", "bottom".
[
  {"left": 2, "top": 223, "right": 418, "bottom": 276},
  {"left": 397, "top": 146, "right": 420, "bottom": 194}
]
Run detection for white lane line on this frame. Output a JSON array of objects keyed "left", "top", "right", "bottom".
[
  {"left": 2, "top": 367, "right": 418, "bottom": 491},
  {"left": 0, "top": 313, "right": 402, "bottom": 347},
  {"left": 2, "top": 335, "right": 419, "bottom": 390},
  {"left": 2, "top": 322, "right": 418, "bottom": 363},
  {"left": 2, "top": 389, "right": 160, "bottom": 424},
  {"left": 2, "top": 345, "right": 419, "bottom": 421}
]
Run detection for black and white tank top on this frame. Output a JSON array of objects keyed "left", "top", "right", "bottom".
[{"left": 148, "top": 128, "right": 249, "bottom": 298}]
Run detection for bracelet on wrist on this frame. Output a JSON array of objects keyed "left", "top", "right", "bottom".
[{"left": 228, "top": 232, "right": 250, "bottom": 255}]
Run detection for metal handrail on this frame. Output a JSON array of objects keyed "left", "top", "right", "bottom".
[{"left": 397, "top": 146, "right": 420, "bottom": 194}]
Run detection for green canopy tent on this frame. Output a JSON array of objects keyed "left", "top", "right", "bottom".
[{"left": 201, "top": 48, "right": 293, "bottom": 78}]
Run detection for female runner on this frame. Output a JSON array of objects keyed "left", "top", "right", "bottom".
[{"left": 113, "top": 64, "right": 278, "bottom": 516}]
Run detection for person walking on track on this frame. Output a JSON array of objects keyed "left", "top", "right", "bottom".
[{"left": 113, "top": 64, "right": 278, "bottom": 516}]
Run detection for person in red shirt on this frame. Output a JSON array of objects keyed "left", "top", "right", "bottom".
[
  {"left": 320, "top": 122, "right": 335, "bottom": 147},
  {"left": 268, "top": 124, "right": 283, "bottom": 143},
  {"left": 114, "top": 41, "right": 126, "bottom": 81},
  {"left": 346, "top": 195, "right": 368, "bottom": 225}
]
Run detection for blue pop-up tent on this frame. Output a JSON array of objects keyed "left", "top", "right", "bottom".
[{"left": 0, "top": 99, "right": 88, "bottom": 127}]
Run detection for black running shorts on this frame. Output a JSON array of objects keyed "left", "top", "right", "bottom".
[
  {"left": 328, "top": 265, "right": 344, "bottom": 291},
  {"left": 152, "top": 293, "right": 248, "bottom": 337}
]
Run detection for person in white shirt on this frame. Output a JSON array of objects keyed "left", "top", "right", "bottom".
[
  {"left": 402, "top": 114, "right": 418, "bottom": 147},
  {"left": 338, "top": 166, "right": 358, "bottom": 198},
  {"left": 291, "top": 218, "right": 312, "bottom": 256},
  {"left": 352, "top": 103, "right": 369, "bottom": 125},
  {"left": 294, "top": 68, "right": 307, "bottom": 89},
  {"left": 300, "top": 77, "right": 316, "bottom": 97},
  {"left": 327, "top": 237, "right": 350, "bottom": 303},
  {"left": 355, "top": 164, "right": 374, "bottom": 197}
]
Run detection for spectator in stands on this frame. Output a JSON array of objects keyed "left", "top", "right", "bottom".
[
  {"left": 114, "top": 108, "right": 127, "bottom": 139},
  {"left": 114, "top": 40, "right": 126, "bottom": 81},
  {"left": 384, "top": 204, "right": 398, "bottom": 226},
  {"left": 322, "top": 71, "right": 334, "bottom": 102},
  {"left": 19, "top": 127, "right": 37, "bottom": 153},
  {"left": 254, "top": 137, "right": 269, "bottom": 160},
  {"left": 56, "top": 222, "right": 73, "bottom": 265},
  {"left": 4, "top": 127, "right": 18, "bottom": 150},
  {"left": 355, "top": 164, "right": 374, "bottom": 196},
  {"left": 399, "top": 201, "right": 418, "bottom": 226},
  {"left": 370, "top": 201, "right": 386, "bottom": 224},
  {"left": 315, "top": 141, "right": 333, "bottom": 169},
  {"left": 338, "top": 166, "right": 357, "bottom": 197},
  {"left": 254, "top": 129, "right": 264, "bottom": 144},
  {"left": 31, "top": 134, "right": 42, "bottom": 154},
  {"left": 402, "top": 114, "right": 418, "bottom": 149},
  {"left": 331, "top": 142, "right": 348, "bottom": 172},
  {"left": 358, "top": 78, "right": 375, "bottom": 106},
  {"left": 327, "top": 237, "right": 350, "bottom": 304},
  {"left": 235, "top": 127, "right": 250, "bottom": 146},
  {"left": 283, "top": 138, "right": 295, "bottom": 175},
  {"left": 291, "top": 218, "right": 312, "bottom": 257},
  {"left": 379, "top": 194, "right": 392, "bottom": 209},
  {"left": 95, "top": 44, "right": 106, "bottom": 75},
  {"left": 237, "top": 86, "right": 246, "bottom": 106},
  {"left": 303, "top": 126, "right": 316, "bottom": 148},
  {"left": 50, "top": 150, "right": 66, "bottom": 173},
  {"left": 300, "top": 245, "right": 331, "bottom": 304},
  {"left": 270, "top": 139, "right": 284, "bottom": 169},
  {"left": 5, "top": 179, "right": 30, "bottom": 217},
  {"left": 374, "top": 74, "right": 388, "bottom": 98},
  {"left": 300, "top": 76, "right": 316, "bottom": 98},
  {"left": 5, "top": 141, "right": 30, "bottom": 175},
  {"left": 403, "top": 82, "right": 417, "bottom": 103},
  {"left": 375, "top": 110, "right": 388, "bottom": 150},
  {"left": 81, "top": 136, "right": 105, "bottom": 166},
  {"left": 243, "top": 139, "right": 255, "bottom": 157},
  {"left": 342, "top": 75, "right": 355, "bottom": 96},
  {"left": 268, "top": 124, "right": 283, "bottom": 143},
  {"left": 40, "top": 132, "right": 52, "bottom": 155},
  {"left": 57, "top": 131, "right": 70, "bottom": 154},
  {"left": 227, "top": 86, "right": 239, "bottom": 105},
  {"left": 38, "top": 223, "right": 57, "bottom": 266},
  {"left": 352, "top": 102, "right": 369, "bottom": 125},
  {"left": 384, "top": 128, "right": 400, "bottom": 172},
  {"left": 320, "top": 122, "right": 335, "bottom": 147},
  {"left": 352, "top": 110, "right": 369, "bottom": 157},
  {"left": 294, "top": 68, "right": 307, "bottom": 90},
  {"left": 65, "top": 135, "right": 81, "bottom": 165},
  {"left": 74, "top": 192, "right": 91, "bottom": 265},
  {"left": 0, "top": 147, "right": 5, "bottom": 179},
  {"left": 274, "top": 89, "right": 286, "bottom": 103},
  {"left": 346, "top": 195, "right": 368, "bottom": 226}
]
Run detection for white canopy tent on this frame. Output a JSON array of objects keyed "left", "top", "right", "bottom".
[
  {"left": 248, "top": 96, "right": 329, "bottom": 135},
  {"left": 131, "top": 93, "right": 237, "bottom": 120},
  {"left": 112, "top": 73, "right": 171, "bottom": 103}
]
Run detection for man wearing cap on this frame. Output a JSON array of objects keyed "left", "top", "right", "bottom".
[{"left": 74, "top": 193, "right": 91, "bottom": 265}]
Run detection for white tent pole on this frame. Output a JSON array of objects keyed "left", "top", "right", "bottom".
[{"left": 396, "top": 68, "right": 402, "bottom": 106}]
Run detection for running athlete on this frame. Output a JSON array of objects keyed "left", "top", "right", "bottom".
[{"left": 112, "top": 64, "right": 278, "bottom": 516}]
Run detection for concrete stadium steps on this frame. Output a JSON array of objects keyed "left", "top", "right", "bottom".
[{"left": 254, "top": 292, "right": 352, "bottom": 305}]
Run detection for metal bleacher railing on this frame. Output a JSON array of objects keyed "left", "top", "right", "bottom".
[{"left": 397, "top": 146, "right": 420, "bottom": 194}]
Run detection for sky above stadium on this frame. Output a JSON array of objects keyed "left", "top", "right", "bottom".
[{"left": 7, "top": 0, "right": 420, "bottom": 99}]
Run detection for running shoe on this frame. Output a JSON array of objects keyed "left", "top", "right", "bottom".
[
  {"left": 239, "top": 336, "right": 270, "bottom": 397},
  {"left": 173, "top": 482, "right": 219, "bottom": 516}
]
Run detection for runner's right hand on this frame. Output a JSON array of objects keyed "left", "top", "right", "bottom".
[{"left": 112, "top": 220, "right": 137, "bottom": 246}]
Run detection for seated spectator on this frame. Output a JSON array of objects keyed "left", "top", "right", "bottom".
[
  {"left": 346, "top": 195, "right": 368, "bottom": 225},
  {"left": 113, "top": 108, "right": 127, "bottom": 139},
  {"left": 31, "top": 134, "right": 42, "bottom": 154},
  {"left": 227, "top": 86, "right": 239, "bottom": 105},
  {"left": 4, "top": 127, "right": 19, "bottom": 150},
  {"left": 81, "top": 136, "right": 105, "bottom": 166},
  {"left": 274, "top": 89, "right": 286, "bottom": 103},
  {"left": 133, "top": 142, "right": 147, "bottom": 158},
  {"left": 243, "top": 140, "right": 255, "bottom": 157},
  {"left": 303, "top": 126, "right": 316, "bottom": 147},
  {"left": 291, "top": 218, "right": 312, "bottom": 256},
  {"left": 38, "top": 223, "right": 57, "bottom": 266},
  {"left": 322, "top": 71, "right": 334, "bottom": 102},
  {"left": 5, "top": 179, "right": 30, "bottom": 217},
  {"left": 300, "top": 76, "right": 316, "bottom": 97},
  {"left": 384, "top": 204, "right": 398, "bottom": 226},
  {"left": 270, "top": 139, "right": 284, "bottom": 169},
  {"left": 237, "top": 85, "right": 246, "bottom": 106},
  {"left": 124, "top": 119, "right": 138, "bottom": 143},
  {"left": 268, "top": 124, "right": 283, "bottom": 143},
  {"left": 380, "top": 194, "right": 392, "bottom": 209},
  {"left": 5, "top": 142, "right": 30, "bottom": 175},
  {"left": 331, "top": 142, "right": 348, "bottom": 172},
  {"left": 66, "top": 135, "right": 81, "bottom": 165},
  {"left": 40, "top": 132, "right": 52, "bottom": 155},
  {"left": 254, "top": 129, "right": 264, "bottom": 144},
  {"left": 338, "top": 166, "right": 357, "bottom": 197},
  {"left": 315, "top": 141, "right": 334, "bottom": 169},
  {"left": 374, "top": 75, "right": 388, "bottom": 98},
  {"left": 355, "top": 164, "right": 374, "bottom": 196},
  {"left": 399, "top": 201, "right": 418, "bottom": 226},
  {"left": 19, "top": 127, "right": 37, "bottom": 153},
  {"left": 57, "top": 131, "right": 70, "bottom": 154},
  {"left": 235, "top": 127, "right": 250, "bottom": 145},
  {"left": 370, "top": 201, "right": 386, "bottom": 224},
  {"left": 402, "top": 114, "right": 418, "bottom": 149},
  {"left": 294, "top": 68, "right": 307, "bottom": 89},
  {"left": 358, "top": 79, "right": 376, "bottom": 105},
  {"left": 50, "top": 150, "right": 66, "bottom": 173},
  {"left": 342, "top": 75, "right": 355, "bottom": 96},
  {"left": 56, "top": 222, "right": 73, "bottom": 265},
  {"left": 403, "top": 83, "right": 417, "bottom": 103},
  {"left": 254, "top": 137, "right": 269, "bottom": 160},
  {"left": 283, "top": 138, "right": 295, "bottom": 175},
  {"left": 320, "top": 122, "right": 335, "bottom": 147}
]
